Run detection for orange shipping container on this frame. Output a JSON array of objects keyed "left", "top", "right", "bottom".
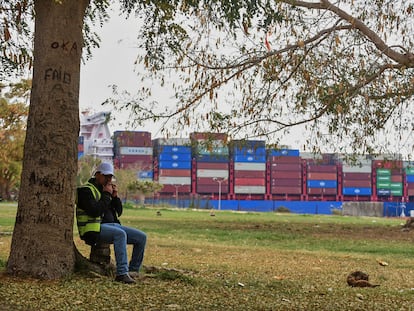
[{"left": 307, "top": 172, "right": 337, "bottom": 180}]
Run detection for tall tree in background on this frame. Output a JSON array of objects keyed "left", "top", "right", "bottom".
[{"left": 0, "top": 81, "right": 29, "bottom": 200}]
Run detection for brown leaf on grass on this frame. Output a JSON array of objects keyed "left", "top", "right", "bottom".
[
  {"left": 273, "top": 275, "right": 286, "bottom": 280},
  {"left": 377, "top": 260, "right": 389, "bottom": 266}
]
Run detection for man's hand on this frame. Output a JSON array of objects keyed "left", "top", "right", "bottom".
[
  {"left": 103, "top": 183, "right": 113, "bottom": 195},
  {"left": 111, "top": 184, "right": 118, "bottom": 198}
]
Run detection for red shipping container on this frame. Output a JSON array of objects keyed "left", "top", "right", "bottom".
[
  {"left": 190, "top": 132, "right": 228, "bottom": 141},
  {"left": 271, "top": 171, "right": 302, "bottom": 179},
  {"left": 343, "top": 172, "right": 371, "bottom": 179},
  {"left": 269, "top": 156, "right": 302, "bottom": 163},
  {"left": 234, "top": 170, "right": 266, "bottom": 178},
  {"left": 197, "top": 177, "right": 229, "bottom": 186},
  {"left": 372, "top": 160, "right": 403, "bottom": 169},
  {"left": 343, "top": 179, "right": 372, "bottom": 187},
  {"left": 114, "top": 131, "right": 152, "bottom": 147},
  {"left": 160, "top": 184, "right": 191, "bottom": 193},
  {"left": 391, "top": 168, "right": 403, "bottom": 174},
  {"left": 391, "top": 175, "right": 403, "bottom": 183},
  {"left": 120, "top": 162, "right": 152, "bottom": 170},
  {"left": 408, "top": 188, "right": 414, "bottom": 196},
  {"left": 307, "top": 188, "right": 337, "bottom": 195},
  {"left": 307, "top": 172, "right": 337, "bottom": 180},
  {"left": 196, "top": 162, "right": 229, "bottom": 170},
  {"left": 307, "top": 165, "right": 337, "bottom": 172},
  {"left": 271, "top": 178, "right": 302, "bottom": 187},
  {"left": 117, "top": 154, "right": 153, "bottom": 163},
  {"left": 270, "top": 163, "right": 302, "bottom": 171},
  {"left": 407, "top": 183, "right": 414, "bottom": 190},
  {"left": 271, "top": 186, "right": 302, "bottom": 194},
  {"left": 197, "top": 184, "right": 229, "bottom": 193},
  {"left": 159, "top": 169, "right": 191, "bottom": 177},
  {"left": 234, "top": 178, "right": 265, "bottom": 186}
]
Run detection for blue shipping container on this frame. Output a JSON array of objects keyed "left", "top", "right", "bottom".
[
  {"left": 196, "top": 154, "right": 229, "bottom": 163},
  {"left": 231, "top": 140, "right": 266, "bottom": 148},
  {"left": 406, "top": 175, "right": 414, "bottom": 183},
  {"left": 232, "top": 147, "right": 267, "bottom": 156},
  {"left": 233, "top": 154, "right": 266, "bottom": 163},
  {"left": 158, "top": 161, "right": 192, "bottom": 169},
  {"left": 158, "top": 153, "right": 192, "bottom": 161},
  {"left": 155, "top": 145, "right": 191, "bottom": 154},
  {"left": 342, "top": 187, "right": 372, "bottom": 196},
  {"left": 307, "top": 180, "right": 337, "bottom": 188},
  {"left": 268, "top": 149, "right": 300, "bottom": 157},
  {"left": 377, "top": 188, "right": 391, "bottom": 196},
  {"left": 138, "top": 171, "right": 154, "bottom": 179}
]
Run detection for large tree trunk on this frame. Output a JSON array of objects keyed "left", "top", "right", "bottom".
[{"left": 7, "top": 0, "right": 89, "bottom": 279}]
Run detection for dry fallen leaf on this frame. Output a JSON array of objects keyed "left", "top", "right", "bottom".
[{"left": 377, "top": 260, "right": 389, "bottom": 266}]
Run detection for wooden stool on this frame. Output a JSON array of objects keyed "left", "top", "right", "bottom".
[{"left": 90, "top": 243, "right": 111, "bottom": 265}]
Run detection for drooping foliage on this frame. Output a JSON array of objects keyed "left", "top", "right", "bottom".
[
  {"left": 3, "top": 0, "right": 414, "bottom": 156},
  {"left": 109, "top": 0, "right": 414, "bottom": 157}
]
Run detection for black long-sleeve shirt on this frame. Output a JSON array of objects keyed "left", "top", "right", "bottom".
[{"left": 77, "top": 177, "right": 123, "bottom": 228}]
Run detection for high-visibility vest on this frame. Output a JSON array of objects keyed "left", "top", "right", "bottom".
[{"left": 76, "top": 182, "right": 101, "bottom": 238}]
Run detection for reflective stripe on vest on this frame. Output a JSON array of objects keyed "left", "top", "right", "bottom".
[{"left": 76, "top": 182, "right": 101, "bottom": 237}]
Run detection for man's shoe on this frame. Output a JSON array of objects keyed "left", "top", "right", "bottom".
[
  {"left": 128, "top": 271, "right": 140, "bottom": 279},
  {"left": 115, "top": 274, "right": 136, "bottom": 284}
]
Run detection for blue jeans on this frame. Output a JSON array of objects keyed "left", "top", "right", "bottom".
[{"left": 99, "top": 223, "right": 147, "bottom": 276}]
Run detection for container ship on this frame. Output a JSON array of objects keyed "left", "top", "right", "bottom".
[{"left": 82, "top": 130, "right": 414, "bottom": 216}]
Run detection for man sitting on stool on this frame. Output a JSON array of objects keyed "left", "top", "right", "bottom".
[{"left": 76, "top": 162, "right": 147, "bottom": 284}]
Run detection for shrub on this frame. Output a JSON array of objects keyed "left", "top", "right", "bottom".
[{"left": 275, "top": 206, "right": 291, "bottom": 213}]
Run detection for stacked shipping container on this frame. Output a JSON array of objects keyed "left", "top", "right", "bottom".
[
  {"left": 406, "top": 164, "right": 414, "bottom": 197},
  {"left": 113, "top": 131, "right": 153, "bottom": 178},
  {"left": 153, "top": 138, "right": 192, "bottom": 193},
  {"left": 342, "top": 157, "right": 372, "bottom": 197},
  {"left": 78, "top": 136, "right": 84, "bottom": 159},
  {"left": 306, "top": 160, "right": 338, "bottom": 197},
  {"left": 192, "top": 133, "right": 229, "bottom": 194},
  {"left": 373, "top": 159, "right": 403, "bottom": 197},
  {"left": 268, "top": 149, "right": 302, "bottom": 198},
  {"left": 231, "top": 140, "right": 267, "bottom": 195},
  {"left": 101, "top": 131, "right": 414, "bottom": 203}
]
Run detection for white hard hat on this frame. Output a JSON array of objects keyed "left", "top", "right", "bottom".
[{"left": 95, "top": 162, "right": 114, "bottom": 176}]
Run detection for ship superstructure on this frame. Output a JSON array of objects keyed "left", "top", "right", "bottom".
[{"left": 79, "top": 110, "right": 114, "bottom": 163}]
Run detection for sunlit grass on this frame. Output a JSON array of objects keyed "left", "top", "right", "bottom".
[{"left": 1, "top": 202, "right": 414, "bottom": 310}]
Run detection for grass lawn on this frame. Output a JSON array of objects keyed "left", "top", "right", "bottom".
[{"left": 0, "top": 202, "right": 414, "bottom": 310}]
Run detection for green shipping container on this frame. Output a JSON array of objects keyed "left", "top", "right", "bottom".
[
  {"left": 405, "top": 167, "right": 414, "bottom": 175},
  {"left": 377, "top": 181, "right": 390, "bottom": 188},
  {"left": 390, "top": 182, "right": 403, "bottom": 190},
  {"left": 377, "top": 175, "right": 391, "bottom": 182},
  {"left": 391, "top": 189, "right": 403, "bottom": 196},
  {"left": 376, "top": 168, "right": 391, "bottom": 176}
]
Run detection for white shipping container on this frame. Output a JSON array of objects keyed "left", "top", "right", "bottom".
[
  {"left": 300, "top": 152, "right": 323, "bottom": 160},
  {"left": 234, "top": 185, "right": 266, "bottom": 194},
  {"left": 154, "top": 138, "right": 191, "bottom": 146},
  {"left": 197, "top": 169, "right": 229, "bottom": 178},
  {"left": 158, "top": 176, "right": 191, "bottom": 185},
  {"left": 120, "top": 146, "right": 153, "bottom": 155},
  {"left": 234, "top": 162, "right": 266, "bottom": 171},
  {"left": 342, "top": 164, "right": 372, "bottom": 173}
]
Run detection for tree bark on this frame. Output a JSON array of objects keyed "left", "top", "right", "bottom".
[{"left": 7, "top": 0, "right": 89, "bottom": 279}]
